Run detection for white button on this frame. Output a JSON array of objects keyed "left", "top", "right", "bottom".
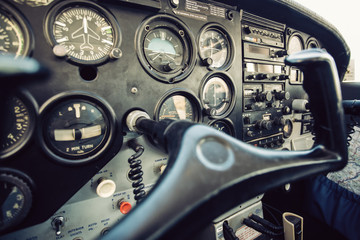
[{"left": 96, "top": 179, "right": 116, "bottom": 198}]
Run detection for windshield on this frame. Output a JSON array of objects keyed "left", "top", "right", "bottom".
[{"left": 296, "top": 0, "right": 358, "bottom": 81}]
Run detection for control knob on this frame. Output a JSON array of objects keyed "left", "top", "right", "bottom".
[
  {"left": 256, "top": 73, "right": 269, "bottom": 80},
  {"left": 275, "top": 91, "right": 291, "bottom": 100},
  {"left": 255, "top": 91, "right": 272, "bottom": 102},
  {"left": 292, "top": 99, "right": 310, "bottom": 112},
  {"left": 256, "top": 120, "right": 273, "bottom": 130}
]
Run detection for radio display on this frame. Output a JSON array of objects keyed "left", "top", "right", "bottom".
[
  {"left": 246, "top": 63, "right": 283, "bottom": 74},
  {"left": 249, "top": 45, "right": 269, "bottom": 55}
]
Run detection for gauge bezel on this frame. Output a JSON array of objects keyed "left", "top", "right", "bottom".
[
  {"left": 0, "top": 2, "right": 34, "bottom": 57},
  {"left": 0, "top": 89, "right": 38, "bottom": 160},
  {"left": 306, "top": 37, "right": 320, "bottom": 49},
  {"left": 44, "top": 0, "right": 122, "bottom": 66},
  {"left": 208, "top": 118, "right": 235, "bottom": 137},
  {"left": 39, "top": 91, "right": 117, "bottom": 165},
  {"left": 136, "top": 14, "right": 197, "bottom": 83},
  {"left": 0, "top": 171, "right": 32, "bottom": 232},
  {"left": 287, "top": 32, "right": 304, "bottom": 55},
  {"left": 198, "top": 23, "right": 234, "bottom": 71},
  {"left": 199, "top": 72, "right": 236, "bottom": 119},
  {"left": 154, "top": 88, "right": 202, "bottom": 122}
]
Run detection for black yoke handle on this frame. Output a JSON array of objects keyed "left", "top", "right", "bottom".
[{"left": 103, "top": 49, "right": 347, "bottom": 240}]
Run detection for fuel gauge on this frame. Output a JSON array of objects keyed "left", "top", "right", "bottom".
[{"left": 40, "top": 93, "right": 116, "bottom": 164}]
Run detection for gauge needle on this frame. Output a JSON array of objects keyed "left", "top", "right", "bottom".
[
  {"left": 54, "top": 125, "right": 102, "bottom": 141},
  {"left": 83, "top": 16, "right": 88, "bottom": 34}
]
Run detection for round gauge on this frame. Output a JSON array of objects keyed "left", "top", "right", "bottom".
[
  {"left": 0, "top": 3, "right": 33, "bottom": 57},
  {"left": 200, "top": 73, "right": 235, "bottom": 118},
  {"left": 306, "top": 38, "right": 320, "bottom": 49},
  {"left": 0, "top": 92, "right": 37, "bottom": 160},
  {"left": 288, "top": 34, "right": 304, "bottom": 55},
  {"left": 45, "top": 1, "right": 121, "bottom": 65},
  {"left": 199, "top": 24, "right": 233, "bottom": 69},
  {"left": 40, "top": 93, "right": 116, "bottom": 164},
  {"left": 136, "top": 14, "right": 196, "bottom": 83},
  {"left": 144, "top": 28, "right": 184, "bottom": 73},
  {"left": 0, "top": 173, "right": 32, "bottom": 232},
  {"left": 283, "top": 119, "right": 293, "bottom": 138},
  {"left": 155, "top": 90, "right": 201, "bottom": 122},
  {"left": 209, "top": 119, "right": 235, "bottom": 137}
]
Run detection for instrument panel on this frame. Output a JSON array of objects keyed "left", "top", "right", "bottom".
[{"left": 0, "top": 0, "right": 323, "bottom": 239}]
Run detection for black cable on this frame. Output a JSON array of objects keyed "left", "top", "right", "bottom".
[
  {"left": 249, "top": 214, "right": 283, "bottom": 233},
  {"left": 127, "top": 140, "right": 146, "bottom": 203},
  {"left": 243, "top": 218, "right": 283, "bottom": 239}
]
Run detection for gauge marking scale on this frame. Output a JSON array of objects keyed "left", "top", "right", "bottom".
[
  {"left": 45, "top": 1, "right": 121, "bottom": 65},
  {"left": 39, "top": 92, "right": 117, "bottom": 165}
]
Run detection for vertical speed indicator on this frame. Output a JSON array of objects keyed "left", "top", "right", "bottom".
[{"left": 45, "top": 1, "right": 121, "bottom": 65}]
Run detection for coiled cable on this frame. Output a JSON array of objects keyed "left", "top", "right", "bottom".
[{"left": 127, "top": 140, "right": 146, "bottom": 203}]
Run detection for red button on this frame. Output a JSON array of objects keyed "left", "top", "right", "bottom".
[{"left": 119, "top": 201, "right": 132, "bottom": 214}]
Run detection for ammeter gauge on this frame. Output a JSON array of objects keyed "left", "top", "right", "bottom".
[
  {"left": 209, "top": 119, "right": 235, "bottom": 137},
  {"left": 40, "top": 93, "right": 116, "bottom": 164}
]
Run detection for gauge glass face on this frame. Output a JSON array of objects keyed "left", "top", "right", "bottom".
[
  {"left": 0, "top": 11, "right": 26, "bottom": 57},
  {"left": 52, "top": 7, "right": 115, "bottom": 63},
  {"left": 283, "top": 119, "right": 293, "bottom": 138},
  {"left": 199, "top": 29, "right": 229, "bottom": 68},
  {"left": 44, "top": 100, "right": 108, "bottom": 159},
  {"left": 0, "top": 96, "right": 32, "bottom": 158},
  {"left": 210, "top": 120, "right": 234, "bottom": 136},
  {"left": 158, "top": 95, "right": 194, "bottom": 121},
  {"left": 202, "top": 77, "right": 231, "bottom": 116},
  {"left": 144, "top": 28, "right": 184, "bottom": 73},
  {"left": 0, "top": 176, "right": 29, "bottom": 231},
  {"left": 288, "top": 35, "right": 303, "bottom": 55}
]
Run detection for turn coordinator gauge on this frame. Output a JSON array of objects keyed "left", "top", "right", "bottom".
[{"left": 39, "top": 92, "right": 116, "bottom": 165}]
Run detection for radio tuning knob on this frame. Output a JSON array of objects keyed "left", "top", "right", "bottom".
[
  {"left": 278, "top": 74, "right": 290, "bottom": 80},
  {"left": 275, "top": 91, "right": 291, "bottom": 100},
  {"left": 283, "top": 106, "right": 291, "bottom": 114},
  {"left": 256, "top": 73, "right": 269, "bottom": 80},
  {"left": 256, "top": 120, "right": 273, "bottom": 130},
  {"left": 275, "top": 50, "right": 288, "bottom": 57},
  {"left": 256, "top": 91, "right": 272, "bottom": 102}
]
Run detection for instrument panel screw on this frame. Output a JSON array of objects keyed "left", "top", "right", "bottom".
[{"left": 131, "top": 87, "right": 138, "bottom": 94}]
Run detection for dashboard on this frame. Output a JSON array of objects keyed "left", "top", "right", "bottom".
[{"left": 0, "top": 0, "right": 351, "bottom": 239}]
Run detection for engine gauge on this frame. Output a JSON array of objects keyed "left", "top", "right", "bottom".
[
  {"left": 40, "top": 92, "right": 116, "bottom": 165},
  {"left": 45, "top": 1, "right": 121, "bottom": 65},
  {"left": 198, "top": 24, "right": 234, "bottom": 70},
  {"left": 200, "top": 73, "right": 235, "bottom": 118},
  {"left": 155, "top": 89, "right": 201, "bottom": 122},
  {"left": 208, "top": 119, "right": 235, "bottom": 137},
  {"left": 136, "top": 14, "right": 196, "bottom": 83},
  {"left": 0, "top": 173, "right": 32, "bottom": 232},
  {"left": 306, "top": 37, "right": 320, "bottom": 49},
  {"left": 288, "top": 33, "right": 304, "bottom": 55},
  {"left": 0, "top": 3, "right": 33, "bottom": 57},
  {"left": 283, "top": 119, "right": 293, "bottom": 138},
  {"left": 0, "top": 91, "right": 37, "bottom": 160}
]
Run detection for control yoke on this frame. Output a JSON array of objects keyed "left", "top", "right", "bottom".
[{"left": 103, "top": 49, "right": 347, "bottom": 240}]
